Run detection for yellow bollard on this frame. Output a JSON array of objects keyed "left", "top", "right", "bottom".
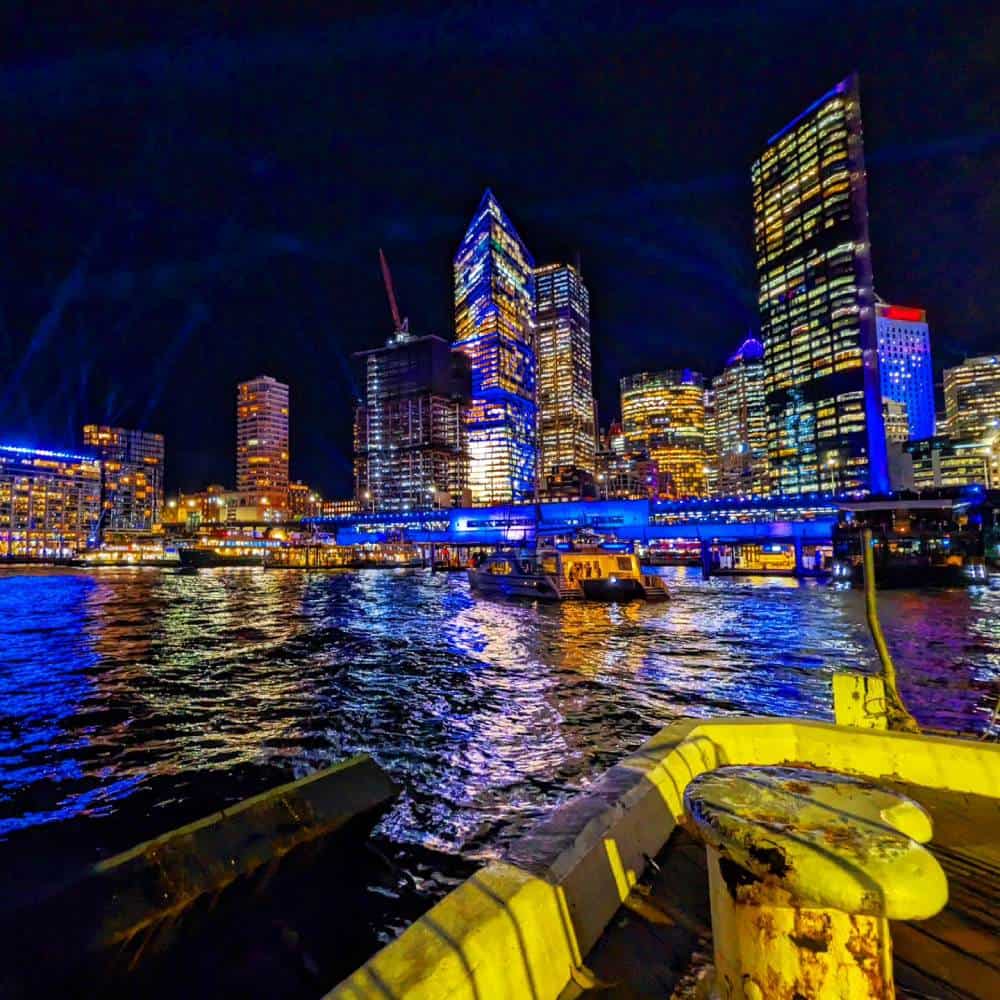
[{"left": 684, "top": 765, "right": 948, "bottom": 1000}]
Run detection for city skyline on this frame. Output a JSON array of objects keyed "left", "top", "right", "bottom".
[{"left": 1, "top": 4, "right": 994, "bottom": 499}]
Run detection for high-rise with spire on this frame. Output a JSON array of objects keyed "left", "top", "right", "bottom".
[{"left": 452, "top": 189, "right": 537, "bottom": 503}]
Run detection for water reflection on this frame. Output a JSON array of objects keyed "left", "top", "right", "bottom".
[{"left": 0, "top": 566, "right": 997, "bottom": 861}]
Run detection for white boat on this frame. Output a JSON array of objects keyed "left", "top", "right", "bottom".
[{"left": 468, "top": 544, "right": 669, "bottom": 601}]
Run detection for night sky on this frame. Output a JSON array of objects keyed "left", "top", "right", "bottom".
[{"left": 1, "top": 2, "right": 997, "bottom": 497}]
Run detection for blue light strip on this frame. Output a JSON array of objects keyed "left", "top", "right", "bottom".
[
  {"left": 766, "top": 78, "right": 848, "bottom": 146},
  {"left": 0, "top": 443, "right": 98, "bottom": 463}
]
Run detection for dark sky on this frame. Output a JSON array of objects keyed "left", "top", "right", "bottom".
[{"left": 1, "top": 2, "right": 997, "bottom": 497}]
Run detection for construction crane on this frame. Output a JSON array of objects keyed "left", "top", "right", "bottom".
[{"left": 379, "top": 248, "right": 409, "bottom": 336}]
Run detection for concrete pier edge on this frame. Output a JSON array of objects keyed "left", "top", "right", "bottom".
[{"left": 327, "top": 717, "right": 1000, "bottom": 999}]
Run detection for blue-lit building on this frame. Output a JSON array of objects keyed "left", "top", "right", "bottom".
[
  {"left": 875, "top": 302, "right": 935, "bottom": 441},
  {"left": 0, "top": 444, "right": 102, "bottom": 559},
  {"left": 452, "top": 189, "right": 538, "bottom": 504},
  {"left": 753, "top": 74, "right": 889, "bottom": 496}
]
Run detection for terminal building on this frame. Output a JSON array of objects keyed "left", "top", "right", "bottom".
[
  {"left": 0, "top": 444, "right": 102, "bottom": 559},
  {"left": 753, "top": 73, "right": 889, "bottom": 496},
  {"left": 82, "top": 424, "right": 164, "bottom": 531}
]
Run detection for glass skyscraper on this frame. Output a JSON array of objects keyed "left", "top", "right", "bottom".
[
  {"left": 453, "top": 189, "right": 537, "bottom": 504},
  {"left": 711, "top": 337, "right": 769, "bottom": 497},
  {"left": 875, "top": 303, "right": 935, "bottom": 441},
  {"left": 534, "top": 262, "right": 596, "bottom": 483},
  {"left": 620, "top": 369, "right": 707, "bottom": 499},
  {"left": 753, "top": 74, "right": 889, "bottom": 496}
]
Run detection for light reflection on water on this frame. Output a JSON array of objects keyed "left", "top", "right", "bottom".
[{"left": 0, "top": 566, "right": 997, "bottom": 864}]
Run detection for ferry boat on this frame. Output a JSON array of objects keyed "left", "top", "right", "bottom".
[
  {"left": 468, "top": 543, "right": 669, "bottom": 601},
  {"left": 79, "top": 543, "right": 180, "bottom": 568}
]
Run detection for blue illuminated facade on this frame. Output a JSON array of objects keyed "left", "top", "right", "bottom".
[
  {"left": 453, "top": 189, "right": 538, "bottom": 504},
  {"left": 875, "top": 303, "right": 936, "bottom": 440}
]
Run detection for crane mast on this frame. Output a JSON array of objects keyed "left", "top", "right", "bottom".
[{"left": 378, "top": 248, "right": 409, "bottom": 337}]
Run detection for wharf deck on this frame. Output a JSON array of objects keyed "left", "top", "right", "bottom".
[{"left": 575, "top": 781, "right": 1000, "bottom": 999}]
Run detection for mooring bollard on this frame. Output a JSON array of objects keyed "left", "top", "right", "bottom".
[{"left": 684, "top": 765, "right": 947, "bottom": 999}]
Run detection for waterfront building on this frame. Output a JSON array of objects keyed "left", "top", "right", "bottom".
[
  {"left": 882, "top": 398, "right": 909, "bottom": 444},
  {"left": 875, "top": 303, "right": 935, "bottom": 440},
  {"left": 354, "top": 332, "right": 472, "bottom": 511},
  {"left": 711, "top": 336, "right": 768, "bottom": 497},
  {"left": 0, "top": 444, "right": 101, "bottom": 558},
  {"left": 943, "top": 355, "right": 1000, "bottom": 486},
  {"left": 620, "top": 370, "right": 707, "bottom": 498},
  {"left": 287, "top": 481, "right": 322, "bottom": 520},
  {"left": 596, "top": 451, "right": 659, "bottom": 499},
  {"left": 534, "top": 262, "right": 596, "bottom": 481},
  {"left": 905, "top": 438, "right": 990, "bottom": 490},
  {"left": 236, "top": 375, "right": 289, "bottom": 512},
  {"left": 321, "top": 498, "right": 361, "bottom": 518},
  {"left": 452, "top": 189, "right": 537, "bottom": 504},
  {"left": 165, "top": 484, "right": 273, "bottom": 526},
  {"left": 82, "top": 424, "right": 164, "bottom": 531},
  {"left": 753, "top": 74, "right": 889, "bottom": 496}
]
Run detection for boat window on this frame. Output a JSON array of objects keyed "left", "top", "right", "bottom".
[
  {"left": 616, "top": 557, "right": 633, "bottom": 571},
  {"left": 488, "top": 560, "right": 512, "bottom": 575},
  {"left": 541, "top": 556, "right": 558, "bottom": 574}
]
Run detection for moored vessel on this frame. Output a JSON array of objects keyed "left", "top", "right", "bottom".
[{"left": 468, "top": 543, "right": 669, "bottom": 601}]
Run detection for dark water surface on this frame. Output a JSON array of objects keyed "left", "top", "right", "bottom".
[{"left": 0, "top": 566, "right": 997, "bottom": 897}]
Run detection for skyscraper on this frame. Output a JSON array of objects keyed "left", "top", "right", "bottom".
[
  {"left": 942, "top": 355, "right": 1000, "bottom": 486},
  {"left": 942, "top": 356, "right": 1000, "bottom": 441},
  {"left": 711, "top": 337, "right": 769, "bottom": 496},
  {"left": 236, "top": 375, "right": 289, "bottom": 511},
  {"left": 354, "top": 332, "right": 471, "bottom": 511},
  {"left": 753, "top": 74, "right": 889, "bottom": 496},
  {"left": 620, "top": 369, "right": 707, "bottom": 498},
  {"left": 875, "top": 303, "right": 935, "bottom": 440},
  {"left": 534, "top": 262, "right": 596, "bottom": 483},
  {"left": 453, "top": 189, "right": 537, "bottom": 504},
  {"left": 82, "top": 425, "right": 165, "bottom": 531}
]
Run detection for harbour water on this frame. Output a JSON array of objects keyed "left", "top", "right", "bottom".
[{"left": 1, "top": 566, "right": 997, "bottom": 932}]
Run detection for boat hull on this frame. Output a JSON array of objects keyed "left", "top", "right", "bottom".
[
  {"left": 467, "top": 569, "right": 560, "bottom": 601},
  {"left": 177, "top": 549, "right": 265, "bottom": 569}
]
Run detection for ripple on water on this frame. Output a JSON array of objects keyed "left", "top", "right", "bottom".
[{"left": 0, "top": 565, "right": 996, "bottom": 865}]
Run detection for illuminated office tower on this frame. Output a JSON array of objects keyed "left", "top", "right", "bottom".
[
  {"left": 620, "top": 369, "right": 707, "bottom": 498},
  {"left": 0, "top": 444, "right": 101, "bottom": 558},
  {"left": 354, "top": 333, "right": 471, "bottom": 511},
  {"left": 452, "top": 189, "right": 537, "bottom": 503},
  {"left": 943, "top": 356, "right": 1000, "bottom": 441},
  {"left": 943, "top": 355, "right": 1000, "bottom": 485},
  {"left": 236, "top": 375, "right": 289, "bottom": 511},
  {"left": 712, "top": 336, "right": 769, "bottom": 496},
  {"left": 753, "top": 74, "right": 889, "bottom": 496},
  {"left": 82, "top": 425, "right": 164, "bottom": 531},
  {"left": 875, "top": 303, "right": 935, "bottom": 440},
  {"left": 534, "top": 262, "right": 596, "bottom": 482}
]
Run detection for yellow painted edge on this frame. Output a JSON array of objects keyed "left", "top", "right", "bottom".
[{"left": 329, "top": 719, "right": 1000, "bottom": 1000}]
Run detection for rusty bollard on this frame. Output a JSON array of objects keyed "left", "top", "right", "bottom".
[{"left": 684, "top": 766, "right": 947, "bottom": 999}]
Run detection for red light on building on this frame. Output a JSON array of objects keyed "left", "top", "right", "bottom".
[{"left": 878, "top": 304, "right": 926, "bottom": 323}]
